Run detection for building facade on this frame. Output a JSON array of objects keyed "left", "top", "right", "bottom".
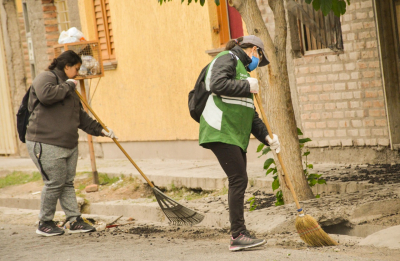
[{"left": 1, "top": 0, "right": 399, "bottom": 163}]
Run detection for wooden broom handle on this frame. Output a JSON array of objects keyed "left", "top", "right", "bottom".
[
  {"left": 254, "top": 93, "right": 303, "bottom": 211},
  {"left": 75, "top": 89, "right": 154, "bottom": 187}
]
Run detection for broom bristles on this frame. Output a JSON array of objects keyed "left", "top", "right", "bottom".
[
  {"left": 295, "top": 214, "right": 338, "bottom": 247},
  {"left": 153, "top": 187, "right": 204, "bottom": 226}
]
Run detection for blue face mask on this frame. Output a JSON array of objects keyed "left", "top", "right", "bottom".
[{"left": 247, "top": 55, "right": 259, "bottom": 72}]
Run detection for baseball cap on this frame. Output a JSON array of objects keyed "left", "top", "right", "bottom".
[{"left": 241, "top": 35, "right": 270, "bottom": 67}]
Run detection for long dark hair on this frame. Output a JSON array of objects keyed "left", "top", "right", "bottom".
[
  {"left": 48, "top": 50, "right": 82, "bottom": 71},
  {"left": 225, "top": 37, "right": 256, "bottom": 51}
]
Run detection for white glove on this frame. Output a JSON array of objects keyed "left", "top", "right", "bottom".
[
  {"left": 66, "top": 79, "right": 78, "bottom": 86},
  {"left": 246, "top": 77, "right": 259, "bottom": 93},
  {"left": 101, "top": 128, "right": 118, "bottom": 139},
  {"left": 266, "top": 134, "right": 280, "bottom": 153}
]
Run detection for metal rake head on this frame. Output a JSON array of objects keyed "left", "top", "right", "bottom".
[{"left": 153, "top": 187, "right": 204, "bottom": 226}]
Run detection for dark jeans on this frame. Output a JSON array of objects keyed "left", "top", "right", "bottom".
[{"left": 206, "top": 142, "right": 248, "bottom": 238}]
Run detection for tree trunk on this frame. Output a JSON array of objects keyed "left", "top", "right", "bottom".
[{"left": 229, "top": 0, "right": 314, "bottom": 203}]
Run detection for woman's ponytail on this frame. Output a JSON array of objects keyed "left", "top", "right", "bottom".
[
  {"left": 48, "top": 58, "right": 58, "bottom": 70},
  {"left": 46, "top": 50, "right": 82, "bottom": 71},
  {"left": 225, "top": 37, "right": 244, "bottom": 51},
  {"left": 224, "top": 36, "right": 255, "bottom": 51}
]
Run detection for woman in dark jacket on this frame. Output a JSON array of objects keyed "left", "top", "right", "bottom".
[
  {"left": 199, "top": 35, "right": 280, "bottom": 251},
  {"left": 26, "top": 50, "right": 116, "bottom": 236}
]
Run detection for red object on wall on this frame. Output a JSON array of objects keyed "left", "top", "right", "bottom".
[{"left": 227, "top": 5, "right": 244, "bottom": 39}]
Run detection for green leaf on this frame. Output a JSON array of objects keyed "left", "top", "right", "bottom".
[
  {"left": 272, "top": 178, "right": 280, "bottom": 191},
  {"left": 263, "top": 158, "right": 275, "bottom": 170},
  {"left": 261, "top": 147, "right": 272, "bottom": 156},
  {"left": 275, "top": 190, "right": 284, "bottom": 206},
  {"left": 266, "top": 168, "right": 274, "bottom": 176},
  {"left": 308, "top": 174, "right": 319, "bottom": 180},
  {"left": 297, "top": 128, "right": 303, "bottom": 136},
  {"left": 309, "top": 179, "right": 318, "bottom": 186},
  {"left": 305, "top": 0, "right": 312, "bottom": 4},
  {"left": 332, "top": 0, "right": 340, "bottom": 17},
  {"left": 338, "top": 0, "right": 347, "bottom": 15},
  {"left": 273, "top": 168, "right": 277, "bottom": 174},
  {"left": 312, "top": 0, "right": 321, "bottom": 11},
  {"left": 299, "top": 138, "right": 312, "bottom": 144},
  {"left": 318, "top": 179, "right": 327, "bottom": 184},
  {"left": 320, "top": 0, "right": 333, "bottom": 16},
  {"left": 257, "top": 143, "right": 265, "bottom": 152},
  {"left": 315, "top": 194, "right": 321, "bottom": 198},
  {"left": 214, "top": 0, "right": 220, "bottom": 6},
  {"left": 200, "top": 0, "right": 205, "bottom": 5},
  {"left": 188, "top": 0, "right": 192, "bottom": 4},
  {"left": 307, "top": 164, "right": 314, "bottom": 169},
  {"left": 303, "top": 151, "right": 310, "bottom": 157},
  {"left": 346, "top": 0, "right": 350, "bottom": 5}
]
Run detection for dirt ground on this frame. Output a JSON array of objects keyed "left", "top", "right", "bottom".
[
  {"left": 2, "top": 164, "right": 400, "bottom": 260},
  {"left": 1, "top": 222, "right": 400, "bottom": 261},
  {"left": 323, "top": 164, "right": 400, "bottom": 184}
]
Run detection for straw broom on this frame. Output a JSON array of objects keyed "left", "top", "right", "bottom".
[{"left": 254, "top": 93, "right": 337, "bottom": 247}]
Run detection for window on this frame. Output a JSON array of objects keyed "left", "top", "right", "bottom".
[
  {"left": 93, "top": 0, "right": 115, "bottom": 61},
  {"left": 296, "top": 0, "right": 343, "bottom": 52},
  {"left": 55, "top": 0, "right": 70, "bottom": 32},
  {"left": 216, "top": 0, "right": 244, "bottom": 46}
]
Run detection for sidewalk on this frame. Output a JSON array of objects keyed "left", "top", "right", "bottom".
[
  {"left": 0, "top": 156, "right": 274, "bottom": 190},
  {"left": 0, "top": 156, "right": 374, "bottom": 226}
]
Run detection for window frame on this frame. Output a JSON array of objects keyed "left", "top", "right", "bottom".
[
  {"left": 296, "top": 0, "right": 343, "bottom": 53},
  {"left": 93, "top": 0, "right": 116, "bottom": 61},
  {"left": 216, "top": 0, "right": 244, "bottom": 47},
  {"left": 54, "top": 0, "right": 70, "bottom": 32}
]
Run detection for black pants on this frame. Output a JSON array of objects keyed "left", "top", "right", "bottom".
[{"left": 206, "top": 142, "right": 248, "bottom": 238}]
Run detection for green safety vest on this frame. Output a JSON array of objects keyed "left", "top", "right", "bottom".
[{"left": 199, "top": 51, "right": 255, "bottom": 152}]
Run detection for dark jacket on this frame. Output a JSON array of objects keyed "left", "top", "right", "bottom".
[
  {"left": 209, "top": 45, "right": 269, "bottom": 145},
  {"left": 26, "top": 68, "right": 103, "bottom": 149}
]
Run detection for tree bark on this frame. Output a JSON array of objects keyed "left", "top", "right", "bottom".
[{"left": 229, "top": 0, "right": 314, "bottom": 203}]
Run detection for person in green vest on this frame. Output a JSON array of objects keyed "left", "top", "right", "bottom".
[{"left": 199, "top": 35, "right": 280, "bottom": 251}]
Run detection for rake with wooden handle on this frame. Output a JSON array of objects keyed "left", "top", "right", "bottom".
[
  {"left": 254, "top": 93, "right": 337, "bottom": 247},
  {"left": 75, "top": 89, "right": 204, "bottom": 226}
]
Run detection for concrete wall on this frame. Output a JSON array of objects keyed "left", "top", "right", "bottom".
[
  {"left": 22, "top": 0, "right": 49, "bottom": 73},
  {"left": 67, "top": 0, "right": 81, "bottom": 30}
]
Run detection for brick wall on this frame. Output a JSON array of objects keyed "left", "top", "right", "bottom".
[
  {"left": 257, "top": 0, "right": 389, "bottom": 148},
  {"left": 42, "top": 0, "right": 59, "bottom": 62},
  {"left": 294, "top": 0, "right": 388, "bottom": 148}
]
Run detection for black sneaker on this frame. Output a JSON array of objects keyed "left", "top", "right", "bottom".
[
  {"left": 36, "top": 221, "right": 65, "bottom": 237},
  {"left": 229, "top": 231, "right": 266, "bottom": 251},
  {"left": 67, "top": 216, "right": 96, "bottom": 233}
]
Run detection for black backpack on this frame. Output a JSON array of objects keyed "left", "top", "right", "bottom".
[
  {"left": 188, "top": 64, "right": 210, "bottom": 123},
  {"left": 16, "top": 71, "right": 58, "bottom": 143}
]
